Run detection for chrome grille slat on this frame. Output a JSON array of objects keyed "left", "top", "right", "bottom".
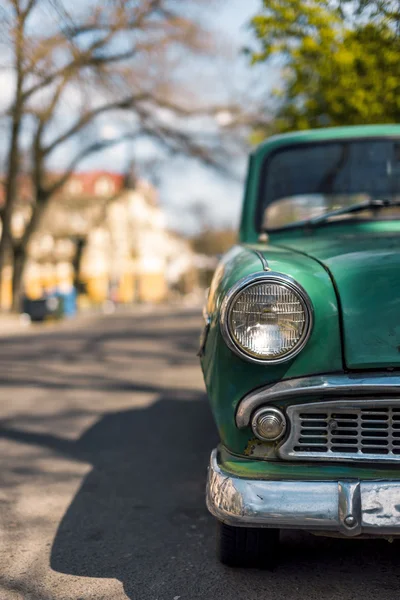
[{"left": 279, "top": 399, "right": 400, "bottom": 463}]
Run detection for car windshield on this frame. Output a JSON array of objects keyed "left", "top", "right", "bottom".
[{"left": 260, "top": 139, "right": 400, "bottom": 230}]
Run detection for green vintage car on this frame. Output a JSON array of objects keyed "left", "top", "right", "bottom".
[{"left": 200, "top": 124, "right": 400, "bottom": 568}]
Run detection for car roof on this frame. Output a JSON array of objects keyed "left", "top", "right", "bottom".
[{"left": 252, "top": 124, "right": 400, "bottom": 158}]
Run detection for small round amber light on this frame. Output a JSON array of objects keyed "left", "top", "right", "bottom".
[{"left": 251, "top": 407, "right": 287, "bottom": 442}]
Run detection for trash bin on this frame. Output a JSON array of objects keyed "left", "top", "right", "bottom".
[
  {"left": 22, "top": 297, "right": 49, "bottom": 322},
  {"left": 22, "top": 294, "right": 62, "bottom": 321},
  {"left": 57, "top": 286, "right": 77, "bottom": 318}
]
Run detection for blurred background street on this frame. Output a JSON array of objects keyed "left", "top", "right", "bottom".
[{"left": 0, "top": 308, "right": 399, "bottom": 599}]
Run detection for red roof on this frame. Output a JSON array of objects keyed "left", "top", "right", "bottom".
[
  {"left": 0, "top": 171, "right": 125, "bottom": 206},
  {"left": 64, "top": 171, "right": 125, "bottom": 196}
]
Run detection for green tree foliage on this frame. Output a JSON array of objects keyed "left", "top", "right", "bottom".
[{"left": 250, "top": 0, "right": 400, "bottom": 136}]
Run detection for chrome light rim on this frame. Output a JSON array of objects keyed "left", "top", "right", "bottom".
[
  {"left": 220, "top": 272, "right": 314, "bottom": 365},
  {"left": 251, "top": 406, "right": 287, "bottom": 442}
]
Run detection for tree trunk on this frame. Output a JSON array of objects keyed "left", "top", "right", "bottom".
[
  {"left": 0, "top": 21, "right": 25, "bottom": 310},
  {"left": 11, "top": 247, "right": 25, "bottom": 313},
  {"left": 0, "top": 235, "right": 11, "bottom": 311},
  {"left": 72, "top": 237, "right": 87, "bottom": 292},
  {"left": 0, "top": 110, "right": 22, "bottom": 311},
  {"left": 9, "top": 194, "right": 47, "bottom": 312}
]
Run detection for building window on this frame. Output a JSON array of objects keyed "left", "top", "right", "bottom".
[
  {"left": 95, "top": 177, "right": 115, "bottom": 196},
  {"left": 69, "top": 179, "right": 83, "bottom": 195}
]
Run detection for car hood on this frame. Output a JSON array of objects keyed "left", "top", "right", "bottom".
[{"left": 275, "top": 230, "right": 400, "bottom": 369}]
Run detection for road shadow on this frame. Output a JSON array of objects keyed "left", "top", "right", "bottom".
[
  {"left": 49, "top": 391, "right": 218, "bottom": 595},
  {"left": 0, "top": 389, "right": 219, "bottom": 599}
]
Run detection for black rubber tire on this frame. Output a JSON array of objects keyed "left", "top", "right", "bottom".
[{"left": 216, "top": 521, "right": 280, "bottom": 569}]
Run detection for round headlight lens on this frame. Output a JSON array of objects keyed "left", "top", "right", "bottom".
[{"left": 225, "top": 276, "right": 312, "bottom": 362}]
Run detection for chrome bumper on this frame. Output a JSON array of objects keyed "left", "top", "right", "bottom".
[{"left": 206, "top": 449, "right": 400, "bottom": 537}]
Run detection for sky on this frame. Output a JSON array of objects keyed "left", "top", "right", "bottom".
[
  {"left": 162, "top": 0, "right": 263, "bottom": 234},
  {"left": 80, "top": 0, "right": 264, "bottom": 234}
]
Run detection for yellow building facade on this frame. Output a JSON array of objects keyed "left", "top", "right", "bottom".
[{"left": 10, "top": 172, "right": 196, "bottom": 308}]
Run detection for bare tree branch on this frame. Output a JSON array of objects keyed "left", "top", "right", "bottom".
[
  {"left": 21, "top": 0, "right": 180, "bottom": 99},
  {"left": 21, "top": 0, "right": 37, "bottom": 21},
  {"left": 43, "top": 95, "right": 149, "bottom": 155}
]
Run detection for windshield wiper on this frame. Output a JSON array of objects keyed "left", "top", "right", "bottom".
[{"left": 308, "top": 198, "right": 400, "bottom": 226}]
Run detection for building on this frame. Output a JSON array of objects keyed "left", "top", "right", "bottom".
[{"left": 0, "top": 171, "right": 197, "bottom": 308}]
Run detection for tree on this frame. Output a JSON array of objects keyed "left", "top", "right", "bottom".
[
  {"left": 190, "top": 228, "right": 236, "bottom": 257},
  {"left": 249, "top": 0, "right": 400, "bottom": 138},
  {"left": 0, "top": 0, "right": 243, "bottom": 311}
]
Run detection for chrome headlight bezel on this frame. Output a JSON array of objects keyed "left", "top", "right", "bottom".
[{"left": 220, "top": 272, "right": 314, "bottom": 365}]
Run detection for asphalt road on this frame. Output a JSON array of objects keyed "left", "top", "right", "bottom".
[{"left": 0, "top": 307, "right": 400, "bottom": 600}]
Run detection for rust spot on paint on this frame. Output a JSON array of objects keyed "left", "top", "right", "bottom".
[
  {"left": 244, "top": 439, "right": 258, "bottom": 457},
  {"left": 244, "top": 438, "right": 275, "bottom": 458}
]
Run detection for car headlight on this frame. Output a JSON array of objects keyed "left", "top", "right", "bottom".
[{"left": 220, "top": 273, "right": 313, "bottom": 364}]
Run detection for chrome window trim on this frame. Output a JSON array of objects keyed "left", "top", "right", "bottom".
[
  {"left": 220, "top": 272, "right": 314, "bottom": 365},
  {"left": 236, "top": 373, "right": 400, "bottom": 429}
]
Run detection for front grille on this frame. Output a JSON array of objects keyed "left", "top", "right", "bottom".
[{"left": 279, "top": 399, "right": 400, "bottom": 463}]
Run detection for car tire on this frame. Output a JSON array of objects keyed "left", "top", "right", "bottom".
[{"left": 216, "top": 521, "right": 279, "bottom": 569}]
